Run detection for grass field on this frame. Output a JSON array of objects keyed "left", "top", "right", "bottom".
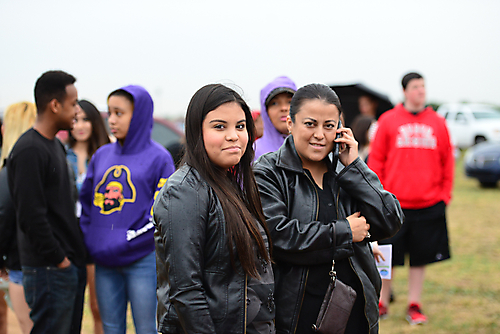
[
  {"left": 73, "top": 155, "right": 499, "bottom": 333},
  {"left": 379, "top": 156, "right": 500, "bottom": 334}
]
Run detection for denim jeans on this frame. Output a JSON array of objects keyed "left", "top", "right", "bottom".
[
  {"left": 22, "top": 263, "right": 87, "bottom": 334},
  {"left": 8, "top": 269, "right": 23, "bottom": 285},
  {"left": 95, "top": 251, "right": 157, "bottom": 334}
]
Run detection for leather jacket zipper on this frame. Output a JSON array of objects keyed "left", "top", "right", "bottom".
[
  {"left": 337, "top": 176, "right": 370, "bottom": 333},
  {"left": 244, "top": 275, "right": 248, "bottom": 334},
  {"left": 304, "top": 172, "right": 320, "bottom": 222},
  {"left": 293, "top": 268, "right": 309, "bottom": 334},
  {"left": 335, "top": 185, "right": 340, "bottom": 222},
  {"left": 292, "top": 172, "right": 320, "bottom": 334},
  {"left": 348, "top": 258, "right": 370, "bottom": 333},
  {"left": 336, "top": 179, "right": 370, "bottom": 332}
]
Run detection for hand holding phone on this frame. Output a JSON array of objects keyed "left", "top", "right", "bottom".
[
  {"left": 332, "top": 120, "right": 342, "bottom": 170},
  {"left": 333, "top": 120, "right": 359, "bottom": 167}
]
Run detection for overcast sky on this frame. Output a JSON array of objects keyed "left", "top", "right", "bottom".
[{"left": 1, "top": 0, "right": 499, "bottom": 117}]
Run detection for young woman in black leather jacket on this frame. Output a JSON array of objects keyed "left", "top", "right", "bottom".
[
  {"left": 153, "top": 84, "right": 275, "bottom": 334},
  {"left": 253, "top": 84, "right": 403, "bottom": 334}
]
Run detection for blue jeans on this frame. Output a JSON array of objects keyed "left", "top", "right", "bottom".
[
  {"left": 95, "top": 251, "right": 157, "bottom": 334},
  {"left": 22, "top": 264, "right": 87, "bottom": 334},
  {"left": 8, "top": 269, "right": 23, "bottom": 285}
]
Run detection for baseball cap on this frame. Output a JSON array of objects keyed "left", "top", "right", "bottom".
[{"left": 265, "top": 87, "right": 296, "bottom": 107}]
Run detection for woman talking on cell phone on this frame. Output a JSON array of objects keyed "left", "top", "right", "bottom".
[
  {"left": 153, "top": 84, "right": 275, "bottom": 334},
  {"left": 253, "top": 83, "right": 403, "bottom": 334}
]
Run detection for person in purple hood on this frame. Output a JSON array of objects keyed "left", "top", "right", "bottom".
[
  {"left": 80, "top": 85, "right": 175, "bottom": 334},
  {"left": 254, "top": 76, "right": 297, "bottom": 160}
]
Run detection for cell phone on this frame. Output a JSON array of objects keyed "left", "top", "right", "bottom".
[{"left": 332, "top": 120, "right": 342, "bottom": 171}]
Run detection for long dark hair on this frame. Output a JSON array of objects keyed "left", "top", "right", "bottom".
[
  {"left": 69, "top": 100, "right": 110, "bottom": 158},
  {"left": 289, "top": 83, "right": 343, "bottom": 122},
  {"left": 183, "top": 84, "right": 271, "bottom": 278}
]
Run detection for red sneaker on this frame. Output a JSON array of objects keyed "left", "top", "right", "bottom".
[
  {"left": 406, "top": 303, "right": 427, "bottom": 325},
  {"left": 379, "top": 302, "right": 388, "bottom": 319}
]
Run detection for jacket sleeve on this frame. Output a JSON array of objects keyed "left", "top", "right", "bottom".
[
  {"left": 336, "top": 158, "right": 403, "bottom": 241},
  {"left": 9, "top": 147, "right": 65, "bottom": 265},
  {"left": 440, "top": 122, "right": 455, "bottom": 205},
  {"left": 153, "top": 177, "right": 216, "bottom": 333},
  {"left": 254, "top": 161, "right": 354, "bottom": 265}
]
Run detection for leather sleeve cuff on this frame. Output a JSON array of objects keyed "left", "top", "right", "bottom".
[{"left": 333, "top": 218, "right": 354, "bottom": 260}]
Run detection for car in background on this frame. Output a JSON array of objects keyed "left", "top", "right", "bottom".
[
  {"left": 150, "top": 117, "right": 184, "bottom": 149},
  {"left": 101, "top": 113, "right": 183, "bottom": 149},
  {"left": 464, "top": 141, "right": 500, "bottom": 187},
  {"left": 437, "top": 103, "right": 500, "bottom": 149}
]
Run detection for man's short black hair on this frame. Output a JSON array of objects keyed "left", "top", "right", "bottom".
[
  {"left": 34, "top": 70, "right": 76, "bottom": 113},
  {"left": 402, "top": 72, "right": 423, "bottom": 90}
]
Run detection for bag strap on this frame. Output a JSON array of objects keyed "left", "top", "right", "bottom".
[{"left": 330, "top": 221, "right": 337, "bottom": 283}]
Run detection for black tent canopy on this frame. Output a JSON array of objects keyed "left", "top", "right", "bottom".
[{"left": 329, "top": 83, "right": 394, "bottom": 126}]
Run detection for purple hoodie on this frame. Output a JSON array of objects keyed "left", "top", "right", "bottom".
[
  {"left": 254, "top": 76, "right": 297, "bottom": 160},
  {"left": 79, "top": 85, "right": 175, "bottom": 267}
]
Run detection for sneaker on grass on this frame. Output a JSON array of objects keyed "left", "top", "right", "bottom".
[
  {"left": 378, "top": 301, "right": 388, "bottom": 319},
  {"left": 406, "top": 303, "right": 427, "bottom": 325}
]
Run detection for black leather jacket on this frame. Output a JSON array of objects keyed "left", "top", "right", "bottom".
[
  {"left": 154, "top": 165, "right": 262, "bottom": 334},
  {"left": 253, "top": 136, "right": 403, "bottom": 334}
]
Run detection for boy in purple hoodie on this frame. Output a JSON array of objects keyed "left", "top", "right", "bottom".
[
  {"left": 254, "top": 76, "right": 297, "bottom": 159},
  {"left": 79, "top": 85, "right": 175, "bottom": 334}
]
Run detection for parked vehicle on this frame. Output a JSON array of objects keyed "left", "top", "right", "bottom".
[
  {"left": 464, "top": 141, "right": 500, "bottom": 187},
  {"left": 437, "top": 103, "right": 500, "bottom": 149},
  {"left": 150, "top": 117, "right": 184, "bottom": 149},
  {"left": 100, "top": 112, "right": 183, "bottom": 149}
]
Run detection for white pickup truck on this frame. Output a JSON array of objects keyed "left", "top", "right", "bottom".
[{"left": 436, "top": 103, "right": 500, "bottom": 149}]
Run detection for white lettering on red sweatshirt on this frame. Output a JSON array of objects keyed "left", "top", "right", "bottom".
[{"left": 368, "top": 104, "right": 454, "bottom": 209}]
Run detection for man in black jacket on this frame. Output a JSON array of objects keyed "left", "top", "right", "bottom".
[{"left": 7, "top": 70, "right": 87, "bottom": 334}]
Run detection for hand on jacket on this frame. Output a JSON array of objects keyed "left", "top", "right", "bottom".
[
  {"left": 335, "top": 127, "right": 359, "bottom": 166},
  {"left": 346, "top": 212, "right": 370, "bottom": 242}
]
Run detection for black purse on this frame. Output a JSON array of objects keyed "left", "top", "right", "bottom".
[{"left": 313, "top": 223, "right": 357, "bottom": 334}]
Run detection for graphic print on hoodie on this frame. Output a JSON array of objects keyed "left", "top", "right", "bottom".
[
  {"left": 79, "top": 85, "right": 175, "bottom": 267},
  {"left": 254, "top": 76, "right": 297, "bottom": 160}
]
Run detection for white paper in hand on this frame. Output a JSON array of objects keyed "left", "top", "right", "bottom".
[{"left": 376, "top": 244, "right": 392, "bottom": 280}]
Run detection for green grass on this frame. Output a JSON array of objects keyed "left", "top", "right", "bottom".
[{"left": 380, "top": 155, "right": 500, "bottom": 333}]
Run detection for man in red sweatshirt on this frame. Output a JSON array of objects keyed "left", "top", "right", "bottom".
[{"left": 368, "top": 72, "right": 454, "bottom": 325}]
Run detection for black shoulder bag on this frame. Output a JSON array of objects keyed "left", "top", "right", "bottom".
[{"left": 313, "top": 223, "right": 357, "bottom": 334}]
